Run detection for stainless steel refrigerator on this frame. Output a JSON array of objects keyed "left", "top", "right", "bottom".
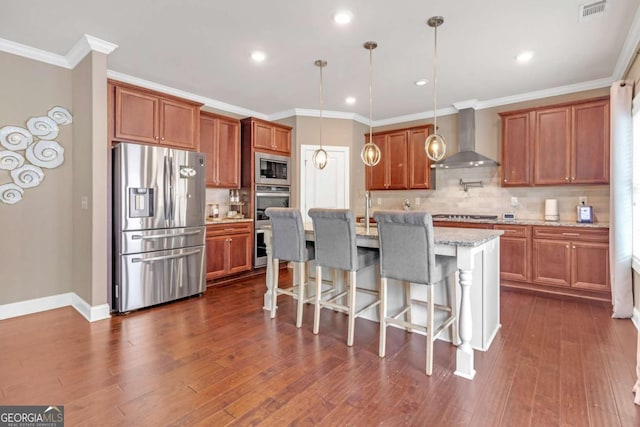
[{"left": 113, "top": 142, "right": 206, "bottom": 313}]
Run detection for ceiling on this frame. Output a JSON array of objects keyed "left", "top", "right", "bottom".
[{"left": 2, "top": 0, "right": 640, "bottom": 123}]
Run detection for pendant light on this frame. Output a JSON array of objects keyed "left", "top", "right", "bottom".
[
  {"left": 361, "top": 41, "right": 381, "bottom": 167},
  {"left": 425, "top": 16, "right": 447, "bottom": 162},
  {"left": 312, "top": 59, "right": 328, "bottom": 170}
]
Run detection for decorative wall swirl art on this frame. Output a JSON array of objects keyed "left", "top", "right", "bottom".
[{"left": 0, "top": 106, "right": 71, "bottom": 205}]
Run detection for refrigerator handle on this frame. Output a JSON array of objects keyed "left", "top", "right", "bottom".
[
  {"left": 163, "top": 156, "right": 170, "bottom": 221},
  {"left": 169, "top": 156, "right": 175, "bottom": 221}
]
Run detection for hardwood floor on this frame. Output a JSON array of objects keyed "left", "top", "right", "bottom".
[{"left": 1, "top": 271, "right": 639, "bottom": 426}]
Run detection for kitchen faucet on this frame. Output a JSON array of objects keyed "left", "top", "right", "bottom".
[
  {"left": 402, "top": 198, "right": 411, "bottom": 211},
  {"left": 364, "top": 191, "right": 371, "bottom": 233}
]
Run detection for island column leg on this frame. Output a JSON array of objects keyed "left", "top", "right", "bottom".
[
  {"left": 263, "top": 228, "right": 274, "bottom": 310},
  {"left": 454, "top": 246, "right": 476, "bottom": 380}
]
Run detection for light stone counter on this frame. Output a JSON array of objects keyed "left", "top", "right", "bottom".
[
  {"left": 430, "top": 217, "right": 609, "bottom": 228},
  {"left": 263, "top": 223, "right": 504, "bottom": 380},
  {"left": 205, "top": 218, "right": 253, "bottom": 225}
]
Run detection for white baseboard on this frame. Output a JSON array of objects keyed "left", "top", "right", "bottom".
[
  {"left": 0, "top": 292, "right": 111, "bottom": 322},
  {"left": 632, "top": 307, "right": 640, "bottom": 331}
]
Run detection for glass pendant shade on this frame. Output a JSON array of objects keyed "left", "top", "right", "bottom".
[
  {"left": 425, "top": 133, "right": 446, "bottom": 161},
  {"left": 361, "top": 142, "right": 381, "bottom": 166},
  {"left": 312, "top": 147, "right": 328, "bottom": 169}
]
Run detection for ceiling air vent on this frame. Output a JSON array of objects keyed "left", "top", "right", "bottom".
[{"left": 579, "top": 0, "right": 608, "bottom": 22}]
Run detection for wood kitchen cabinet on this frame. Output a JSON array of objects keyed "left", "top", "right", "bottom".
[
  {"left": 242, "top": 117, "right": 291, "bottom": 155},
  {"left": 200, "top": 112, "right": 240, "bottom": 188},
  {"left": 531, "top": 226, "right": 609, "bottom": 293},
  {"left": 495, "top": 224, "right": 531, "bottom": 283},
  {"left": 110, "top": 80, "right": 202, "bottom": 150},
  {"left": 365, "top": 125, "right": 434, "bottom": 190},
  {"left": 206, "top": 222, "right": 253, "bottom": 280},
  {"left": 499, "top": 96, "right": 609, "bottom": 187}
]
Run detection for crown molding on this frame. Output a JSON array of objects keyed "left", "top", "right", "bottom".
[
  {"left": 373, "top": 107, "right": 458, "bottom": 127},
  {"left": 453, "top": 99, "right": 479, "bottom": 110},
  {"left": 106, "top": 70, "right": 268, "bottom": 119},
  {"left": 614, "top": 5, "right": 640, "bottom": 79},
  {"left": 269, "top": 108, "right": 368, "bottom": 124},
  {"left": 66, "top": 34, "right": 118, "bottom": 68},
  {"left": 0, "top": 34, "right": 117, "bottom": 69},
  {"left": 0, "top": 37, "right": 69, "bottom": 68}
]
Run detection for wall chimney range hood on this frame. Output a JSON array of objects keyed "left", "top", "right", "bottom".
[{"left": 431, "top": 107, "right": 500, "bottom": 169}]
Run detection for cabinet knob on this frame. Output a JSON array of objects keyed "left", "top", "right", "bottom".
[
  {"left": 504, "top": 179, "right": 507, "bottom": 183},
  {"left": 566, "top": 245, "right": 569, "bottom": 248},
  {"left": 565, "top": 177, "right": 569, "bottom": 182},
  {"left": 571, "top": 177, "right": 575, "bottom": 181},
  {"left": 155, "top": 136, "right": 159, "bottom": 140},
  {"left": 161, "top": 137, "right": 165, "bottom": 141}
]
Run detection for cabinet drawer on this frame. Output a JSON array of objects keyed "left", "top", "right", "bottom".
[
  {"left": 207, "top": 222, "right": 253, "bottom": 236},
  {"left": 494, "top": 224, "right": 530, "bottom": 238},
  {"left": 532, "top": 226, "right": 608, "bottom": 242}
]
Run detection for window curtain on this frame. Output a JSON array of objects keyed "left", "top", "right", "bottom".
[{"left": 610, "top": 81, "right": 634, "bottom": 318}]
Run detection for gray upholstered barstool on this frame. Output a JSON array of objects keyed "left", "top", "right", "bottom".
[
  {"left": 265, "top": 207, "right": 315, "bottom": 328},
  {"left": 374, "top": 210, "right": 458, "bottom": 375},
  {"left": 308, "top": 208, "right": 380, "bottom": 347}
]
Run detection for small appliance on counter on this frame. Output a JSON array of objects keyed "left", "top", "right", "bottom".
[
  {"left": 576, "top": 201, "right": 594, "bottom": 223},
  {"left": 544, "top": 199, "right": 559, "bottom": 221}
]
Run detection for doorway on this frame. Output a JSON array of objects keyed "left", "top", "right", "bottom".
[{"left": 300, "top": 145, "right": 350, "bottom": 222}]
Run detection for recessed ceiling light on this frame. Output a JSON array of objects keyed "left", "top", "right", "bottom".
[
  {"left": 516, "top": 51, "right": 534, "bottom": 64},
  {"left": 333, "top": 10, "right": 353, "bottom": 25},
  {"left": 415, "top": 79, "right": 429, "bottom": 86},
  {"left": 251, "top": 51, "right": 267, "bottom": 62},
  {"left": 345, "top": 96, "right": 356, "bottom": 104}
]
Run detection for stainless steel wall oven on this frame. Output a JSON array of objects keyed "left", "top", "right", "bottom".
[{"left": 254, "top": 185, "right": 290, "bottom": 267}]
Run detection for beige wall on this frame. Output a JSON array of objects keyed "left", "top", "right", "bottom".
[{"left": 0, "top": 52, "right": 74, "bottom": 304}]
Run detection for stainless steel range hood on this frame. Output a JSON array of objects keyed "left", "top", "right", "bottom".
[{"left": 431, "top": 108, "right": 500, "bottom": 169}]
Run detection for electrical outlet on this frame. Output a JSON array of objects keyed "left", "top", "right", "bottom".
[
  {"left": 81, "top": 196, "right": 88, "bottom": 210},
  {"left": 579, "top": 196, "right": 588, "bottom": 205},
  {"left": 415, "top": 197, "right": 421, "bottom": 205},
  {"left": 377, "top": 198, "right": 382, "bottom": 205},
  {"left": 511, "top": 197, "right": 518, "bottom": 207}
]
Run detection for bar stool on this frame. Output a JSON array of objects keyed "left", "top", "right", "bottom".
[
  {"left": 374, "top": 210, "right": 458, "bottom": 376},
  {"left": 308, "top": 208, "right": 380, "bottom": 347},
  {"left": 265, "top": 207, "right": 315, "bottom": 328}
]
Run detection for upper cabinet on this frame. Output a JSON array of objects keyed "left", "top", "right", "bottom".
[
  {"left": 200, "top": 112, "right": 241, "bottom": 188},
  {"left": 365, "top": 125, "right": 435, "bottom": 191},
  {"left": 499, "top": 96, "right": 610, "bottom": 187},
  {"left": 109, "top": 80, "right": 202, "bottom": 151},
  {"left": 242, "top": 117, "right": 291, "bottom": 155}
]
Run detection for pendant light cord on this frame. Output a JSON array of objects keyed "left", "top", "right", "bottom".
[
  {"left": 319, "top": 63, "right": 323, "bottom": 149},
  {"left": 369, "top": 46, "right": 373, "bottom": 143},
  {"left": 432, "top": 23, "right": 438, "bottom": 134}
]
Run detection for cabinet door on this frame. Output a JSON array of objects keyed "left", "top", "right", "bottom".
[
  {"left": 571, "top": 241, "right": 609, "bottom": 291},
  {"left": 216, "top": 118, "right": 240, "bottom": 187},
  {"left": 533, "top": 107, "right": 571, "bottom": 185},
  {"left": 200, "top": 116, "right": 217, "bottom": 186},
  {"left": 365, "top": 134, "right": 387, "bottom": 190},
  {"left": 571, "top": 100, "right": 610, "bottom": 184},
  {"left": 228, "top": 234, "right": 252, "bottom": 274},
  {"left": 273, "top": 127, "right": 291, "bottom": 154},
  {"left": 499, "top": 237, "right": 530, "bottom": 283},
  {"left": 386, "top": 132, "right": 408, "bottom": 189},
  {"left": 408, "top": 128, "right": 433, "bottom": 189},
  {"left": 501, "top": 112, "right": 531, "bottom": 186},
  {"left": 160, "top": 98, "right": 198, "bottom": 150},
  {"left": 114, "top": 86, "right": 159, "bottom": 144},
  {"left": 206, "top": 236, "right": 228, "bottom": 280},
  {"left": 253, "top": 121, "right": 274, "bottom": 150},
  {"left": 532, "top": 239, "right": 571, "bottom": 287}
]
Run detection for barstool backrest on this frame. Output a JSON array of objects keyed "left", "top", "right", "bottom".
[
  {"left": 265, "top": 208, "right": 307, "bottom": 262},
  {"left": 308, "top": 208, "right": 358, "bottom": 271},
  {"left": 374, "top": 210, "right": 438, "bottom": 285}
]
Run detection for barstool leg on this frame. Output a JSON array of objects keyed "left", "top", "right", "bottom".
[
  {"left": 426, "top": 285, "right": 435, "bottom": 376},
  {"left": 296, "top": 262, "right": 305, "bottom": 328},
  {"left": 379, "top": 277, "right": 388, "bottom": 357},
  {"left": 270, "top": 257, "right": 280, "bottom": 319},
  {"left": 313, "top": 265, "right": 322, "bottom": 335},
  {"left": 347, "top": 270, "right": 357, "bottom": 346},
  {"left": 404, "top": 280, "right": 413, "bottom": 333}
]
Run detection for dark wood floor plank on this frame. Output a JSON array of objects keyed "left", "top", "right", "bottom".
[{"left": 0, "top": 272, "right": 638, "bottom": 426}]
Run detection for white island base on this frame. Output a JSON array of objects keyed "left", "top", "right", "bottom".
[{"left": 263, "top": 224, "right": 503, "bottom": 380}]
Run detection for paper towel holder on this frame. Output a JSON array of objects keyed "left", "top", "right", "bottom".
[{"left": 544, "top": 199, "right": 559, "bottom": 221}]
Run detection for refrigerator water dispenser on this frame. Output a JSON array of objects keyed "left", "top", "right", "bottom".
[{"left": 129, "top": 188, "right": 154, "bottom": 218}]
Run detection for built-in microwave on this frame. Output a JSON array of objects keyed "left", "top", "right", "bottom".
[{"left": 255, "top": 152, "right": 290, "bottom": 186}]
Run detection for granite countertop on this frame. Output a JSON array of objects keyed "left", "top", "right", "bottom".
[
  {"left": 430, "top": 217, "right": 609, "bottom": 228},
  {"left": 205, "top": 218, "right": 253, "bottom": 225}
]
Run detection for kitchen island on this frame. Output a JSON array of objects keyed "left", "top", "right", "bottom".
[{"left": 263, "top": 224, "right": 503, "bottom": 380}]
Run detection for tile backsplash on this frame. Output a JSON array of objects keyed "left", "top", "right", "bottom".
[{"left": 355, "top": 167, "right": 610, "bottom": 224}]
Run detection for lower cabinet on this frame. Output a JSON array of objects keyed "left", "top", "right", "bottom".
[
  {"left": 531, "top": 226, "right": 609, "bottom": 293},
  {"left": 495, "top": 224, "right": 531, "bottom": 283},
  {"left": 206, "top": 222, "right": 253, "bottom": 280}
]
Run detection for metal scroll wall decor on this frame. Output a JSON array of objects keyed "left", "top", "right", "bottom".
[{"left": 0, "top": 106, "right": 71, "bottom": 205}]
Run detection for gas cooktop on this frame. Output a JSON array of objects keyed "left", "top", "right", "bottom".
[{"left": 432, "top": 214, "right": 499, "bottom": 220}]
